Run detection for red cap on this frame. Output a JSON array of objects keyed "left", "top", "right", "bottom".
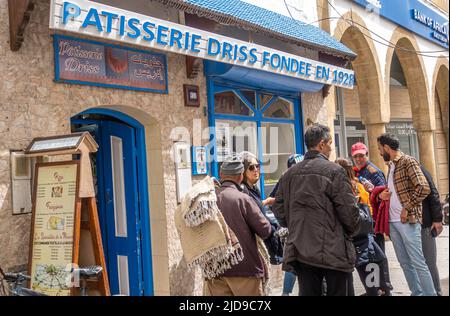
[{"left": 351, "top": 142, "right": 368, "bottom": 157}]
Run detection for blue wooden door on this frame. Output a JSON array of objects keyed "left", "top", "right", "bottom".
[{"left": 100, "top": 120, "right": 143, "bottom": 296}]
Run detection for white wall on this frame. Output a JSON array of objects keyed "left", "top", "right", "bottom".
[
  {"left": 242, "top": 0, "right": 319, "bottom": 25},
  {"left": 330, "top": 0, "right": 449, "bottom": 98}
]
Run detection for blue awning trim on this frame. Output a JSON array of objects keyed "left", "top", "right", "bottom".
[
  {"left": 204, "top": 60, "right": 324, "bottom": 96},
  {"left": 157, "top": 0, "right": 356, "bottom": 60}
]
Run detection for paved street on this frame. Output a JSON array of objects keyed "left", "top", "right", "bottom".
[{"left": 271, "top": 226, "right": 449, "bottom": 296}]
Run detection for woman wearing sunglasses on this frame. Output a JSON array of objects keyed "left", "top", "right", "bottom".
[{"left": 239, "top": 151, "right": 283, "bottom": 265}]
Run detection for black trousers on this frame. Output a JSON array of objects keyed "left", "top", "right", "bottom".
[
  {"left": 356, "top": 264, "right": 381, "bottom": 296},
  {"left": 374, "top": 233, "right": 393, "bottom": 294},
  {"left": 295, "top": 262, "right": 354, "bottom": 296}
]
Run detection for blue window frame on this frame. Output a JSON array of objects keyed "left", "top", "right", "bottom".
[{"left": 207, "top": 80, "right": 304, "bottom": 199}]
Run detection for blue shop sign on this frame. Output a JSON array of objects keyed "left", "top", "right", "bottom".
[
  {"left": 49, "top": 0, "right": 355, "bottom": 89},
  {"left": 353, "top": 0, "right": 449, "bottom": 48},
  {"left": 53, "top": 35, "right": 168, "bottom": 93}
]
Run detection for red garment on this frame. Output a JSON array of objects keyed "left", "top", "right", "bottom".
[
  {"left": 353, "top": 166, "right": 360, "bottom": 178},
  {"left": 370, "top": 186, "right": 390, "bottom": 236}
]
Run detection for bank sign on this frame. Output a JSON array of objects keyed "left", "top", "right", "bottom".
[
  {"left": 49, "top": 0, "right": 355, "bottom": 89},
  {"left": 353, "top": 0, "right": 449, "bottom": 48}
]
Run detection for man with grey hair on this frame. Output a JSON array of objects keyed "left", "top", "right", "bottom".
[
  {"left": 204, "top": 155, "right": 272, "bottom": 296},
  {"left": 273, "top": 123, "right": 360, "bottom": 296}
]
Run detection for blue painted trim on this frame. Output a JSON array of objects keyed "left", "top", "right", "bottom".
[
  {"left": 293, "top": 98, "right": 303, "bottom": 155},
  {"left": 53, "top": 34, "right": 61, "bottom": 84},
  {"left": 207, "top": 79, "right": 219, "bottom": 178},
  {"left": 70, "top": 108, "right": 154, "bottom": 296},
  {"left": 260, "top": 96, "right": 277, "bottom": 113},
  {"left": 213, "top": 85, "right": 235, "bottom": 94},
  {"left": 260, "top": 117, "right": 297, "bottom": 124},
  {"left": 214, "top": 113, "right": 296, "bottom": 124},
  {"left": 212, "top": 80, "right": 301, "bottom": 100},
  {"left": 53, "top": 34, "right": 169, "bottom": 95},
  {"left": 233, "top": 89, "right": 258, "bottom": 115},
  {"left": 214, "top": 114, "right": 257, "bottom": 122},
  {"left": 255, "top": 95, "right": 265, "bottom": 199}
]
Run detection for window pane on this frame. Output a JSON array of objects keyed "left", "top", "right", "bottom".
[
  {"left": 240, "top": 90, "right": 256, "bottom": 108},
  {"left": 263, "top": 97, "right": 294, "bottom": 119},
  {"left": 259, "top": 94, "right": 273, "bottom": 109},
  {"left": 111, "top": 136, "right": 127, "bottom": 238},
  {"left": 215, "top": 120, "right": 257, "bottom": 162},
  {"left": 214, "top": 91, "right": 254, "bottom": 116},
  {"left": 117, "top": 255, "right": 130, "bottom": 295},
  {"left": 261, "top": 123, "right": 296, "bottom": 196}
]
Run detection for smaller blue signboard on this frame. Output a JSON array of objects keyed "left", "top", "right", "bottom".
[{"left": 54, "top": 35, "right": 168, "bottom": 93}]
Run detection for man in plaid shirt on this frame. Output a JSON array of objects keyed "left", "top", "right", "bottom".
[{"left": 376, "top": 133, "right": 436, "bottom": 296}]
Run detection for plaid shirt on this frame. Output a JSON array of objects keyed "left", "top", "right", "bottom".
[{"left": 387, "top": 152, "right": 430, "bottom": 223}]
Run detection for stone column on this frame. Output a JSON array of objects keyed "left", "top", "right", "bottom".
[
  {"left": 417, "top": 130, "right": 438, "bottom": 184},
  {"left": 365, "top": 122, "right": 387, "bottom": 173},
  {"left": 325, "top": 88, "right": 337, "bottom": 162}
]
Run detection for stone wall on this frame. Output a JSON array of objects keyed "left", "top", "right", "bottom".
[
  {"left": 0, "top": 0, "right": 207, "bottom": 295},
  {"left": 0, "top": 0, "right": 329, "bottom": 295}
]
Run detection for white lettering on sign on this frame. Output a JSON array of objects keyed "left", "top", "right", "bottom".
[
  {"left": 366, "top": 0, "right": 382, "bottom": 9},
  {"left": 413, "top": 9, "right": 449, "bottom": 44},
  {"left": 30, "top": 136, "right": 81, "bottom": 151},
  {"left": 49, "top": 0, "right": 355, "bottom": 89},
  {"left": 59, "top": 41, "right": 103, "bottom": 59}
]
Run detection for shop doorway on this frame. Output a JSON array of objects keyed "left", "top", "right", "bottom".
[{"left": 71, "top": 108, "right": 153, "bottom": 296}]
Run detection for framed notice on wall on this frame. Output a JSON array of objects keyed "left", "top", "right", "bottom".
[
  {"left": 28, "top": 161, "right": 80, "bottom": 296},
  {"left": 191, "top": 146, "right": 208, "bottom": 175}
]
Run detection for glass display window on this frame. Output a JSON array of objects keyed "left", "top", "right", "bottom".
[{"left": 209, "top": 83, "right": 303, "bottom": 198}]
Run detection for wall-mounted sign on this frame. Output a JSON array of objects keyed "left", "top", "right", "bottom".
[
  {"left": 174, "top": 142, "right": 192, "bottom": 203},
  {"left": 53, "top": 35, "right": 168, "bottom": 93},
  {"left": 353, "top": 0, "right": 449, "bottom": 48},
  {"left": 49, "top": 0, "right": 355, "bottom": 89},
  {"left": 29, "top": 161, "right": 80, "bottom": 296},
  {"left": 192, "top": 146, "right": 208, "bottom": 175},
  {"left": 386, "top": 121, "right": 417, "bottom": 136}
]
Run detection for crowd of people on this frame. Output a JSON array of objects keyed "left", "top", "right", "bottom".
[{"left": 197, "top": 123, "right": 444, "bottom": 296}]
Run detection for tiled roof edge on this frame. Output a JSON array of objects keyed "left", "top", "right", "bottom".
[{"left": 155, "top": 0, "right": 357, "bottom": 61}]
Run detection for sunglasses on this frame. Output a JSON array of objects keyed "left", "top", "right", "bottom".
[{"left": 248, "top": 164, "right": 260, "bottom": 171}]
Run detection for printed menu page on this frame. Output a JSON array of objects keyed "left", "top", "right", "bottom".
[{"left": 29, "top": 163, "right": 78, "bottom": 296}]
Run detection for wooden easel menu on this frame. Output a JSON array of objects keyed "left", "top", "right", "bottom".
[{"left": 25, "top": 133, "right": 109, "bottom": 296}]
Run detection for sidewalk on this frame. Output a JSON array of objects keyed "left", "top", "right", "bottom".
[{"left": 271, "top": 225, "right": 449, "bottom": 296}]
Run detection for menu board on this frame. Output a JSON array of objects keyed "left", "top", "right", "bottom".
[
  {"left": 54, "top": 35, "right": 167, "bottom": 93},
  {"left": 29, "top": 162, "right": 79, "bottom": 296}
]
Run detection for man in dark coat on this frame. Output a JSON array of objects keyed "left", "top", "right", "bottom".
[
  {"left": 272, "top": 123, "right": 360, "bottom": 296},
  {"left": 205, "top": 155, "right": 272, "bottom": 296},
  {"left": 420, "top": 165, "right": 444, "bottom": 296}
]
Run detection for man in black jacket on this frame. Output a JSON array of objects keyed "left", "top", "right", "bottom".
[
  {"left": 272, "top": 123, "right": 360, "bottom": 296},
  {"left": 420, "top": 165, "right": 444, "bottom": 296}
]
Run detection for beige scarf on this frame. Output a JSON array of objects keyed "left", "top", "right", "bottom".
[
  {"left": 175, "top": 177, "right": 244, "bottom": 280},
  {"left": 256, "top": 236, "right": 270, "bottom": 295}
]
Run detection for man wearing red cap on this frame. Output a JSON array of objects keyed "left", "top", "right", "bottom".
[
  {"left": 351, "top": 142, "right": 386, "bottom": 191},
  {"left": 352, "top": 141, "right": 393, "bottom": 295}
]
